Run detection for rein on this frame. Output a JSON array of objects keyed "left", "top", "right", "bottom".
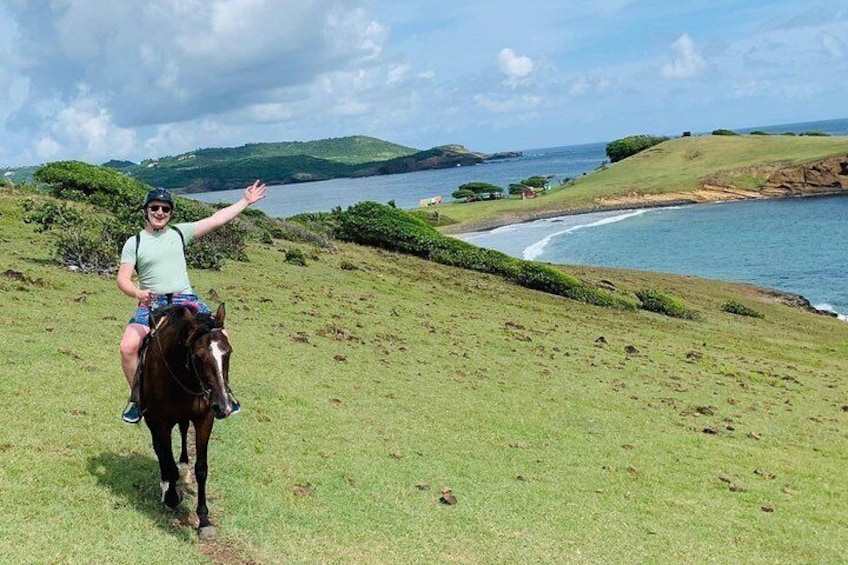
[{"left": 148, "top": 308, "right": 224, "bottom": 401}]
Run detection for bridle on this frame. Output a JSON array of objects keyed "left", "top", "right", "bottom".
[{"left": 148, "top": 309, "right": 227, "bottom": 402}]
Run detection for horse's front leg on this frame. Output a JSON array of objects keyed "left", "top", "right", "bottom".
[
  {"left": 177, "top": 420, "right": 194, "bottom": 487},
  {"left": 150, "top": 422, "right": 181, "bottom": 511},
  {"left": 194, "top": 414, "right": 215, "bottom": 538},
  {"left": 178, "top": 420, "right": 190, "bottom": 465}
]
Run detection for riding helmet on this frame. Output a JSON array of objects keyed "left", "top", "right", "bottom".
[{"left": 143, "top": 187, "right": 175, "bottom": 209}]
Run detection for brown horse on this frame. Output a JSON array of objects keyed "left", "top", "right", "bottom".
[{"left": 140, "top": 303, "right": 234, "bottom": 538}]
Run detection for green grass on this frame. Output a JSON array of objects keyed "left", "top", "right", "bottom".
[
  {"left": 1, "top": 186, "right": 847, "bottom": 563},
  {"left": 436, "top": 135, "right": 848, "bottom": 232}
]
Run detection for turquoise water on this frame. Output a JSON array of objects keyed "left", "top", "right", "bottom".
[{"left": 461, "top": 196, "right": 848, "bottom": 318}]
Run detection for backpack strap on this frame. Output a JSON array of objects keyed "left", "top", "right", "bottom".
[
  {"left": 134, "top": 226, "right": 186, "bottom": 273},
  {"left": 172, "top": 226, "right": 185, "bottom": 248}
]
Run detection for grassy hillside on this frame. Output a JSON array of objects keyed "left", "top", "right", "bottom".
[
  {"left": 123, "top": 136, "right": 427, "bottom": 192},
  {"left": 436, "top": 135, "right": 848, "bottom": 233},
  {"left": 2, "top": 185, "right": 847, "bottom": 563}
]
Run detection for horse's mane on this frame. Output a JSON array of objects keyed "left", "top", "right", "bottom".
[{"left": 152, "top": 304, "right": 222, "bottom": 347}]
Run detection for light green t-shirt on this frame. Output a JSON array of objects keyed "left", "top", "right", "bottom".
[{"left": 120, "top": 223, "right": 197, "bottom": 294}]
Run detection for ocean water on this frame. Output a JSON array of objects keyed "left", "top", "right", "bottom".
[
  {"left": 461, "top": 197, "right": 848, "bottom": 318},
  {"left": 189, "top": 117, "right": 848, "bottom": 317},
  {"left": 189, "top": 141, "right": 608, "bottom": 217}
]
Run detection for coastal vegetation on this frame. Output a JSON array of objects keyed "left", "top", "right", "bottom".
[
  {"left": 450, "top": 181, "right": 504, "bottom": 202},
  {"left": 605, "top": 134, "right": 669, "bottom": 162},
  {"left": 432, "top": 134, "right": 848, "bottom": 233},
  {"left": 26, "top": 160, "right": 329, "bottom": 272},
  {"left": 2, "top": 176, "right": 847, "bottom": 563}
]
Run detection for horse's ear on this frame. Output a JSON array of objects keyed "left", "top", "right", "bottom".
[{"left": 215, "top": 302, "right": 226, "bottom": 326}]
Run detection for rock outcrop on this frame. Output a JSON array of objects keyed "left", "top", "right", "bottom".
[{"left": 760, "top": 155, "right": 848, "bottom": 196}]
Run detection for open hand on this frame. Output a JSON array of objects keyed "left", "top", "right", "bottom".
[{"left": 244, "top": 180, "right": 267, "bottom": 205}]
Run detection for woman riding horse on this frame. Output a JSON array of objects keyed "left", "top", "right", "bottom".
[{"left": 117, "top": 181, "right": 266, "bottom": 423}]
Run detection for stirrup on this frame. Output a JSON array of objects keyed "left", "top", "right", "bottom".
[{"left": 122, "top": 401, "right": 142, "bottom": 424}]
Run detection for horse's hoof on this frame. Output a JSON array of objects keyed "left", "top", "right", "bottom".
[
  {"left": 163, "top": 492, "right": 183, "bottom": 512},
  {"left": 198, "top": 525, "right": 216, "bottom": 540}
]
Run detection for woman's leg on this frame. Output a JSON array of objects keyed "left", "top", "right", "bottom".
[
  {"left": 120, "top": 323, "right": 150, "bottom": 388},
  {"left": 119, "top": 323, "right": 150, "bottom": 423}
]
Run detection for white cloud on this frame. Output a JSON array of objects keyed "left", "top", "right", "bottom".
[
  {"left": 1, "top": 2, "right": 847, "bottom": 163},
  {"left": 387, "top": 63, "right": 412, "bottom": 85},
  {"left": 35, "top": 136, "right": 62, "bottom": 160},
  {"left": 569, "top": 74, "right": 614, "bottom": 97},
  {"left": 474, "top": 93, "right": 542, "bottom": 113},
  {"left": 45, "top": 92, "right": 137, "bottom": 162},
  {"left": 2, "top": 0, "right": 388, "bottom": 159},
  {"left": 498, "top": 48, "right": 534, "bottom": 85},
  {"left": 821, "top": 33, "right": 843, "bottom": 58},
  {"left": 661, "top": 33, "right": 705, "bottom": 79}
]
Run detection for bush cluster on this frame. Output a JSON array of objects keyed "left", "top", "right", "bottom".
[
  {"left": 334, "top": 201, "right": 634, "bottom": 309},
  {"left": 605, "top": 135, "right": 669, "bottom": 163},
  {"left": 721, "top": 300, "right": 764, "bottom": 319},
  {"left": 21, "top": 199, "right": 129, "bottom": 273},
  {"left": 26, "top": 160, "right": 329, "bottom": 273},
  {"left": 636, "top": 289, "right": 699, "bottom": 319},
  {"left": 284, "top": 248, "right": 308, "bottom": 266}
]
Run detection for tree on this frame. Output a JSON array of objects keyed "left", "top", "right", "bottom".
[
  {"left": 605, "top": 135, "right": 668, "bottom": 163},
  {"left": 451, "top": 182, "right": 504, "bottom": 201},
  {"left": 520, "top": 176, "right": 548, "bottom": 188}
]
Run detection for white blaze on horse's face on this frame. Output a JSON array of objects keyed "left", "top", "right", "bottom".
[{"left": 209, "top": 339, "right": 229, "bottom": 390}]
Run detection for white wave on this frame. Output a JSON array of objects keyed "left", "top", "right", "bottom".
[
  {"left": 522, "top": 209, "right": 649, "bottom": 260},
  {"left": 814, "top": 303, "right": 848, "bottom": 321}
]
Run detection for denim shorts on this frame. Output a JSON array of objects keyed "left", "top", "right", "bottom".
[{"left": 128, "top": 293, "right": 211, "bottom": 326}]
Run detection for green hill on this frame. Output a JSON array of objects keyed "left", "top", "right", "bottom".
[
  {"left": 436, "top": 134, "right": 848, "bottom": 233},
  {"left": 117, "top": 135, "right": 490, "bottom": 193},
  {"left": 2, "top": 175, "right": 848, "bottom": 562}
]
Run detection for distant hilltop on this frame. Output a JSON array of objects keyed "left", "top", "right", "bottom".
[{"left": 101, "top": 135, "right": 522, "bottom": 193}]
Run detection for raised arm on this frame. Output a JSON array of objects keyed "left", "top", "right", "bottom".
[{"left": 193, "top": 180, "right": 267, "bottom": 238}]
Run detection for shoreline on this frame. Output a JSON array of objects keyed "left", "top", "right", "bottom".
[
  {"left": 442, "top": 188, "right": 848, "bottom": 236},
  {"left": 444, "top": 190, "right": 848, "bottom": 321}
]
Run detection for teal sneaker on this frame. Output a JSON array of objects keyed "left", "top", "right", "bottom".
[
  {"left": 228, "top": 390, "right": 241, "bottom": 416},
  {"left": 122, "top": 401, "right": 142, "bottom": 424}
]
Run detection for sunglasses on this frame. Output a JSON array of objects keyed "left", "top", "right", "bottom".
[{"left": 147, "top": 205, "right": 171, "bottom": 213}]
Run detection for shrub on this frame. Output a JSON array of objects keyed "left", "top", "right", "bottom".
[
  {"left": 636, "top": 289, "right": 699, "bottom": 319},
  {"left": 711, "top": 129, "right": 739, "bottom": 136},
  {"left": 605, "top": 135, "right": 668, "bottom": 163},
  {"left": 512, "top": 262, "right": 634, "bottom": 308},
  {"left": 721, "top": 300, "right": 764, "bottom": 319},
  {"left": 288, "top": 211, "right": 341, "bottom": 240},
  {"left": 407, "top": 209, "right": 458, "bottom": 227},
  {"left": 284, "top": 248, "right": 308, "bottom": 266},
  {"left": 334, "top": 201, "right": 634, "bottom": 310},
  {"left": 21, "top": 198, "right": 126, "bottom": 273},
  {"left": 27, "top": 160, "right": 336, "bottom": 271}
]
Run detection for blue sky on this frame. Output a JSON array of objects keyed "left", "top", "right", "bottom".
[{"left": 0, "top": 1, "right": 846, "bottom": 166}]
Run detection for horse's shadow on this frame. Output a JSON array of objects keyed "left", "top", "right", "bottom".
[{"left": 87, "top": 451, "right": 199, "bottom": 541}]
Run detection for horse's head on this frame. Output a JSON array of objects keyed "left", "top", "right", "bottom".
[{"left": 187, "top": 303, "right": 234, "bottom": 419}]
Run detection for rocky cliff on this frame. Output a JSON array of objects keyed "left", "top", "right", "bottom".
[{"left": 760, "top": 154, "right": 848, "bottom": 196}]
